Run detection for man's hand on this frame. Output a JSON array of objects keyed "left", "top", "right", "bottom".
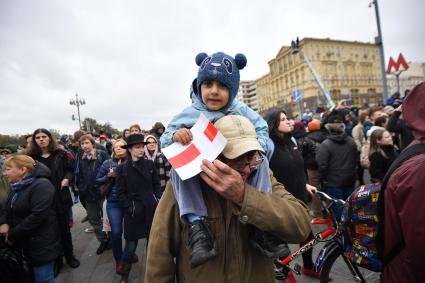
[
  {"left": 61, "top": 178, "right": 69, "bottom": 189},
  {"left": 306, "top": 184, "right": 317, "bottom": 197},
  {"left": 172, "top": 128, "right": 193, "bottom": 145},
  {"left": 200, "top": 159, "right": 245, "bottom": 206},
  {"left": 0, "top": 224, "right": 9, "bottom": 238}
]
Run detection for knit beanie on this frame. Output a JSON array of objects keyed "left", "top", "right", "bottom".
[
  {"left": 308, "top": 120, "right": 321, "bottom": 132},
  {"left": 196, "top": 52, "right": 247, "bottom": 104}
]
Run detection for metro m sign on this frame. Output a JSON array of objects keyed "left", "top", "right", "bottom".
[{"left": 386, "top": 53, "right": 409, "bottom": 74}]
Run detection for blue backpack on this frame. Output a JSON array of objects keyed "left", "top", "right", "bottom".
[{"left": 342, "top": 144, "right": 425, "bottom": 272}]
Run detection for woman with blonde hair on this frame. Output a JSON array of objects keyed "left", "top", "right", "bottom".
[
  {"left": 369, "top": 128, "right": 399, "bottom": 182},
  {"left": 95, "top": 138, "right": 131, "bottom": 275},
  {"left": 0, "top": 155, "right": 61, "bottom": 283}
]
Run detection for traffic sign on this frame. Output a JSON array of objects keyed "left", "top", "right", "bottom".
[{"left": 292, "top": 89, "right": 301, "bottom": 102}]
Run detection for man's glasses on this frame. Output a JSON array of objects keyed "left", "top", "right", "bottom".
[{"left": 227, "top": 151, "right": 264, "bottom": 172}]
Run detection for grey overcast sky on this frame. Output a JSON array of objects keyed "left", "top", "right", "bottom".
[{"left": 1, "top": 0, "right": 424, "bottom": 135}]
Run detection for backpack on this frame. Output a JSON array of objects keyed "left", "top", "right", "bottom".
[
  {"left": 342, "top": 143, "right": 425, "bottom": 272},
  {"left": 360, "top": 142, "right": 370, "bottom": 169}
]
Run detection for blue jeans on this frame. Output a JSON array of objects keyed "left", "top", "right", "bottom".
[
  {"left": 33, "top": 261, "right": 55, "bottom": 283},
  {"left": 122, "top": 240, "right": 138, "bottom": 263},
  {"left": 106, "top": 200, "right": 125, "bottom": 262},
  {"left": 324, "top": 186, "right": 355, "bottom": 221}
]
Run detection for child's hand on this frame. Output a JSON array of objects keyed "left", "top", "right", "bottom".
[{"left": 173, "top": 128, "right": 193, "bottom": 145}]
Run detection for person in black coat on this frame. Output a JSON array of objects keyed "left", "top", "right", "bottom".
[
  {"left": 0, "top": 155, "right": 62, "bottom": 283},
  {"left": 368, "top": 128, "right": 399, "bottom": 182},
  {"left": 115, "top": 134, "right": 161, "bottom": 280},
  {"left": 386, "top": 104, "right": 414, "bottom": 150},
  {"left": 28, "top": 128, "right": 79, "bottom": 269},
  {"left": 316, "top": 114, "right": 358, "bottom": 218},
  {"left": 76, "top": 134, "right": 110, "bottom": 255},
  {"left": 265, "top": 110, "right": 324, "bottom": 280}
]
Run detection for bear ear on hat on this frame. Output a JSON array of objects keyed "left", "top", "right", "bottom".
[
  {"left": 195, "top": 53, "right": 208, "bottom": 66},
  {"left": 234, "top": 53, "right": 247, "bottom": 70}
]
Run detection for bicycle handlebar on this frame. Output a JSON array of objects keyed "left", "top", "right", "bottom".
[{"left": 315, "top": 191, "right": 345, "bottom": 206}]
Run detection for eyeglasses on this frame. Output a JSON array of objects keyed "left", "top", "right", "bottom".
[
  {"left": 146, "top": 141, "right": 157, "bottom": 145},
  {"left": 227, "top": 151, "right": 264, "bottom": 172}
]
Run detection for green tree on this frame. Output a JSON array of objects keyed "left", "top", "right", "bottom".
[
  {"left": 81, "top": 118, "right": 120, "bottom": 136},
  {"left": 0, "top": 134, "right": 26, "bottom": 149}
]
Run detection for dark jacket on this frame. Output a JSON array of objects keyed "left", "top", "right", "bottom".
[
  {"left": 0, "top": 175, "right": 11, "bottom": 216},
  {"left": 96, "top": 157, "right": 127, "bottom": 204},
  {"left": 369, "top": 145, "right": 398, "bottom": 182},
  {"left": 386, "top": 110, "right": 414, "bottom": 150},
  {"left": 99, "top": 141, "right": 113, "bottom": 156},
  {"left": 269, "top": 135, "right": 308, "bottom": 204},
  {"left": 116, "top": 158, "right": 161, "bottom": 240},
  {"left": 145, "top": 171, "right": 311, "bottom": 283},
  {"left": 76, "top": 149, "right": 109, "bottom": 202},
  {"left": 383, "top": 82, "right": 425, "bottom": 283},
  {"left": 303, "top": 130, "right": 327, "bottom": 170},
  {"left": 33, "top": 149, "right": 74, "bottom": 213},
  {"left": 0, "top": 162, "right": 62, "bottom": 266},
  {"left": 316, "top": 132, "right": 358, "bottom": 188}
]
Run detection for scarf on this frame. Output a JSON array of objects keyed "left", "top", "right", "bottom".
[
  {"left": 82, "top": 149, "right": 96, "bottom": 160},
  {"left": 10, "top": 174, "right": 34, "bottom": 208}
]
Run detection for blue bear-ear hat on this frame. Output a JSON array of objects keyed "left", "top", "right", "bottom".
[{"left": 196, "top": 52, "right": 247, "bottom": 106}]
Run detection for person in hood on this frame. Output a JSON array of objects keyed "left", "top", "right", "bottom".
[
  {"left": 316, "top": 113, "right": 358, "bottom": 219},
  {"left": 150, "top": 122, "right": 165, "bottom": 139},
  {"left": 159, "top": 52, "right": 276, "bottom": 269},
  {"left": 0, "top": 155, "right": 62, "bottom": 283},
  {"left": 144, "top": 135, "right": 171, "bottom": 196},
  {"left": 382, "top": 82, "right": 425, "bottom": 283}
]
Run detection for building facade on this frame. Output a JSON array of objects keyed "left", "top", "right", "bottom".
[
  {"left": 236, "top": 80, "right": 258, "bottom": 111},
  {"left": 256, "top": 38, "right": 384, "bottom": 116},
  {"left": 387, "top": 62, "right": 425, "bottom": 96}
]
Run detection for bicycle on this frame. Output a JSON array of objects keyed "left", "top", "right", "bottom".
[{"left": 274, "top": 191, "right": 379, "bottom": 283}]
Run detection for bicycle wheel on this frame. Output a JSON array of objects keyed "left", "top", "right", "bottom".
[{"left": 319, "top": 248, "right": 378, "bottom": 283}]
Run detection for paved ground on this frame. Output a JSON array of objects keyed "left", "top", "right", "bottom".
[{"left": 57, "top": 201, "right": 380, "bottom": 283}]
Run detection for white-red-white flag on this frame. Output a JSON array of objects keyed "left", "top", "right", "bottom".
[{"left": 162, "top": 113, "right": 227, "bottom": 180}]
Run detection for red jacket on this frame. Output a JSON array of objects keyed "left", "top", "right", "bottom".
[{"left": 383, "top": 82, "right": 425, "bottom": 283}]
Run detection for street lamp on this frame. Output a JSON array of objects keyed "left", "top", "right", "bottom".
[
  {"left": 69, "top": 93, "right": 86, "bottom": 129},
  {"left": 370, "top": 0, "right": 388, "bottom": 103}
]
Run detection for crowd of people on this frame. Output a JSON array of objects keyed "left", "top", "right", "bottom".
[{"left": 0, "top": 51, "right": 424, "bottom": 283}]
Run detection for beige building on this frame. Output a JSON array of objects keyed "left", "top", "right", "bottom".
[
  {"left": 387, "top": 62, "right": 425, "bottom": 96},
  {"left": 237, "top": 80, "right": 258, "bottom": 111},
  {"left": 256, "top": 37, "right": 384, "bottom": 116}
]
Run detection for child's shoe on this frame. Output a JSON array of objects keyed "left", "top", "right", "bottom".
[{"left": 188, "top": 219, "right": 216, "bottom": 268}]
